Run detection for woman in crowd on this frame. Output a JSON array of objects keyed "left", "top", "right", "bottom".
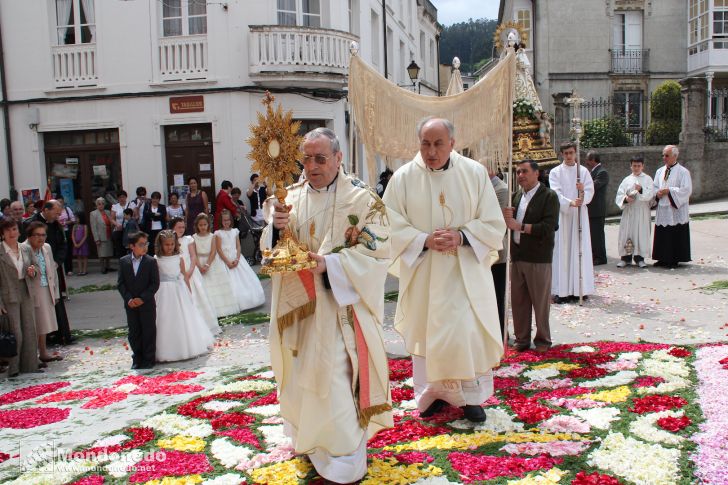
[
  {"left": 56, "top": 195, "right": 76, "bottom": 276},
  {"left": 71, "top": 212, "right": 90, "bottom": 275},
  {"left": 166, "top": 192, "right": 185, "bottom": 225},
  {"left": 0, "top": 218, "right": 39, "bottom": 377},
  {"left": 184, "top": 177, "right": 208, "bottom": 235},
  {"left": 142, "top": 192, "right": 167, "bottom": 256},
  {"left": 170, "top": 217, "right": 220, "bottom": 335},
  {"left": 90, "top": 197, "right": 115, "bottom": 274},
  {"left": 192, "top": 213, "right": 239, "bottom": 317},
  {"left": 23, "top": 221, "right": 63, "bottom": 366},
  {"left": 111, "top": 190, "right": 132, "bottom": 258},
  {"left": 215, "top": 210, "right": 264, "bottom": 311},
  {"left": 23, "top": 200, "right": 36, "bottom": 219}
]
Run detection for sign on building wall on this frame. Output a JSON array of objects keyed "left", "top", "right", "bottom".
[{"left": 169, "top": 96, "right": 205, "bottom": 114}]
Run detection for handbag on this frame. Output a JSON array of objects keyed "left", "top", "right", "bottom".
[{"left": 0, "top": 314, "right": 18, "bottom": 358}]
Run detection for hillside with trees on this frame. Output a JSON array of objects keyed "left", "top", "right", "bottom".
[{"left": 439, "top": 18, "right": 498, "bottom": 74}]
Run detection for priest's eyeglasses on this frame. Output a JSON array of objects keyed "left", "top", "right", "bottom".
[{"left": 302, "top": 154, "right": 332, "bottom": 165}]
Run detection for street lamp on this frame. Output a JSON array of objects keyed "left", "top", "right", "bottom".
[{"left": 406, "top": 60, "right": 420, "bottom": 93}]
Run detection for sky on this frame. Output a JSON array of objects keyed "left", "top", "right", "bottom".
[{"left": 432, "top": 0, "right": 500, "bottom": 26}]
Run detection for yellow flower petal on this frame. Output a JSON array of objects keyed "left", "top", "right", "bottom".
[
  {"left": 507, "top": 467, "right": 567, "bottom": 484},
  {"left": 383, "top": 431, "right": 587, "bottom": 453},
  {"left": 360, "top": 459, "right": 443, "bottom": 485},
  {"left": 155, "top": 435, "right": 207, "bottom": 453},
  {"left": 250, "top": 458, "right": 312, "bottom": 485},
  {"left": 531, "top": 362, "right": 581, "bottom": 371},
  {"left": 578, "top": 386, "right": 632, "bottom": 403}
]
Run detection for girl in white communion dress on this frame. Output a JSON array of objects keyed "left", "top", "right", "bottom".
[
  {"left": 214, "top": 210, "right": 265, "bottom": 311},
  {"left": 154, "top": 230, "right": 214, "bottom": 362}
]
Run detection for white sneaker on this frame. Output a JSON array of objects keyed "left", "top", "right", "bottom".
[
  {"left": 637, "top": 261, "right": 647, "bottom": 268},
  {"left": 616, "top": 261, "right": 627, "bottom": 268}
]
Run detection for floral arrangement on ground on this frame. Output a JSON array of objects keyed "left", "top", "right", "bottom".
[{"left": 1, "top": 341, "right": 727, "bottom": 484}]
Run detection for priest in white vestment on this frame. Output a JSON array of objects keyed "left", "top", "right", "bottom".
[
  {"left": 383, "top": 117, "right": 506, "bottom": 423},
  {"left": 263, "top": 128, "right": 392, "bottom": 484},
  {"left": 652, "top": 145, "right": 692, "bottom": 268},
  {"left": 615, "top": 156, "right": 654, "bottom": 268},
  {"left": 550, "top": 142, "right": 595, "bottom": 303}
]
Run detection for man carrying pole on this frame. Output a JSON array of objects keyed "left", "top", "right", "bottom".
[{"left": 550, "top": 141, "right": 595, "bottom": 304}]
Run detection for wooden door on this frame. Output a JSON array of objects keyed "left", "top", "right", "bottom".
[{"left": 164, "top": 124, "right": 215, "bottom": 209}]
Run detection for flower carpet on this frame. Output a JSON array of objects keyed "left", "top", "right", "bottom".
[{"left": 1, "top": 342, "right": 727, "bottom": 484}]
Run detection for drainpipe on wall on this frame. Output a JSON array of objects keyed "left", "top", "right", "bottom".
[
  {"left": 436, "top": 33, "right": 441, "bottom": 96},
  {"left": 0, "top": 10, "right": 16, "bottom": 200},
  {"left": 531, "top": 0, "right": 537, "bottom": 82},
  {"left": 382, "top": 0, "right": 388, "bottom": 79}
]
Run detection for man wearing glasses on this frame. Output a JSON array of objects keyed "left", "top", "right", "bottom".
[
  {"left": 264, "top": 127, "right": 392, "bottom": 484},
  {"left": 652, "top": 145, "right": 692, "bottom": 269}
]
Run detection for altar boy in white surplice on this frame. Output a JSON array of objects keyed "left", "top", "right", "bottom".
[
  {"left": 262, "top": 128, "right": 392, "bottom": 484},
  {"left": 550, "top": 141, "right": 595, "bottom": 303},
  {"left": 615, "top": 156, "right": 654, "bottom": 268},
  {"left": 383, "top": 117, "right": 506, "bottom": 423}
]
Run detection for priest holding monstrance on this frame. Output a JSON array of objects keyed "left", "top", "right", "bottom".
[
  {"left": 254, "top": 94, "right": 392, "bottom": 483},
  {"left": 383, "top": 116, "right": 506, "bottom": 423}
]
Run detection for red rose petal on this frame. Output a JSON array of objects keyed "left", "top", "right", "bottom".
[
  {"left": 128, "top": 450, "right": 212, "bottom": 483},
  {"left": 0, "top": 408, "right": 70, "bottom": 429},
  {"left": 571, "top": 470, "right": 621, "bottom": 484},
  {"left": 0, "top": 382, "right": 71, "bottom": 405}
]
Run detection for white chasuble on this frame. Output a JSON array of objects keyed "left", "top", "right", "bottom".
[
  {"left": 383, "top": 151, "right": 505, "bottom": 410},
  {"left": 654, "top": 163, "right": 692, "bottom": 227},
  {"left": 262, "top": 169, "right": 392, "bottom": 482},
  {"left": 615, "top": 172, "right": 654, "bottom": 258},
  {"left": 550, "top": 163, "right": 596, "bottom": 298}
]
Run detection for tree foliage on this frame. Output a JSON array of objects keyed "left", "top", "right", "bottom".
[
  {"left": 647, "top": 80, "right": 682, "bottom": 145},
  {"left": 581, "top": 117, "right": 632, "bottom": 149},
  {"left": 439, "top": 18, "right": 498, "bottom": 73}
]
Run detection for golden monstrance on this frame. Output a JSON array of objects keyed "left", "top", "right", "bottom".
[{"left": 247, "top": 92, "right": 316, "bottom": 274}]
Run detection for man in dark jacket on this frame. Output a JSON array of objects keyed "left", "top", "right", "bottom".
[
  {"left": 585, "top": 151, "right": 609, "bottom": 265},
  {"left": 23, "top": 200, "right": 75, "bottom": 345},
  {"left": 503, "top": 160, "right": 560, "bottom": 352}
]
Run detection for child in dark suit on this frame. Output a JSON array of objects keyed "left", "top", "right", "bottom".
[{"left": 117, "top": 231, "right": 160, "bottom": 369}]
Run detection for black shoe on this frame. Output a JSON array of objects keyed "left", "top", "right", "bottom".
[
  {"left": 131, "top": 363, "right": 139, "bottom": 370},
  {"left": 61, "top": 336, "right": 77, "bottom": 346},
  {"left": 513, "top": 343, "right": 530, "bottom": 352},
  {"left": 137, "top": 363, "right": 155, "bottom": 370},
  {"left": 593, "top": 259, "right": 607, "bottom": 266},
  {"left": 106, "top": 267, "right": 117, "bottom": 272},
  {"left": 653, "top": 261, "right": 666, "bottom": 267},
  {"left": 462, "top": 404, "right": 486, "bottom": 423},
  {"left": 420, "top": 399, "right": 447, "bottom": 418},
  {"left": 552, "top": 296, "right": 568, "bottom": 304},
  {"left": 101, "top": 269, "right": 107, "bottom": 274}
]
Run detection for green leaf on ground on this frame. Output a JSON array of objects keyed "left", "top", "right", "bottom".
[
  {"left": 71, "top": 311, "right": 269, "bottom": 340},
  {"left": 698, "top": 280, "right": 728, "bottom": 292},
  {"left": 384, "top": 291, "right": 399, "bottom": 302},
  {"left": 68, "top": 283, "right": 118, "bottom": 295}
]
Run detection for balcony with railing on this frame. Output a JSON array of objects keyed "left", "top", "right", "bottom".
[
  {"left": 248, "top": 25, "right": 358, "bottom": 88},
  {"left": 158, "top": 35, "right": 208, "bottom": 82},
  {"left": 51, "top": 43, "right": 98, "bottom": 88},
  {"left": 610, "top": 49, "right": 649, "bottom": 74}
]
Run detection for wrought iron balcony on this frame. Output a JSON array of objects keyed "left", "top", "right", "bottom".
[
  {"left": 610, "top": 49, "right": 649, "bottom": 74},
  {"left": 248, "top": 25, "right": 358, "bottom": 88}
]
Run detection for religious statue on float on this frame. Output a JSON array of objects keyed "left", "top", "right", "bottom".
[{"left": 495, "top": 23, "right": 558, "bottom": 166}]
